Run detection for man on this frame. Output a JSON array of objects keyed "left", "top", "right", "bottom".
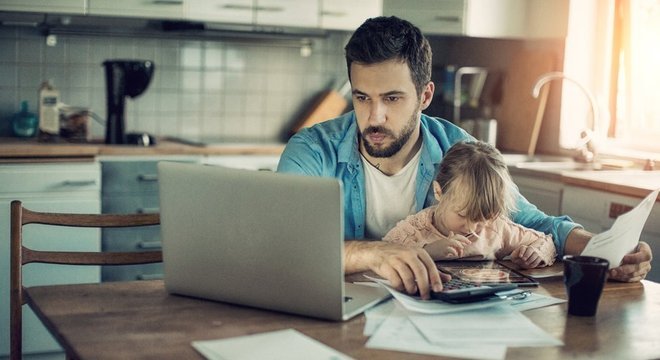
[{"left": 277, "top": 16, "right": 652, "bottom": 299}]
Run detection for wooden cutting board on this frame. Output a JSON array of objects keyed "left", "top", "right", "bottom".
[{"left": 495, "top": 50, "right": 557, "bottom": 154}]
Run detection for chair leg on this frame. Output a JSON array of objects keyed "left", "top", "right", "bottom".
[{"left": 9, "top": 295, "right": 21, "bottom": 360}]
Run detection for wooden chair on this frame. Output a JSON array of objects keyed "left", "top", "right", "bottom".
[{"left": 9, "top": 200, "right": 162, "bottom": 360}]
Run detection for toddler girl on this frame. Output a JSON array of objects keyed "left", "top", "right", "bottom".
[{"left": 383, "top": 141, "right": 556, "bottom": 268}]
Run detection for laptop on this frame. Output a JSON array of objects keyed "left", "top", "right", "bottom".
[{"left": 158, "top": 162, "right": 390, "bottom": 321}]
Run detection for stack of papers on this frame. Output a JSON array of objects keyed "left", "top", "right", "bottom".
[{"left": 363, "top": 281, "right": 565, "bottom": 360}]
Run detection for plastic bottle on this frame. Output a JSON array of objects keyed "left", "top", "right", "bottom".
[
  {"left": 38, "top": 80, "right": 60, "bottom": 142},
  {"left": 12, "top": 101, "right": 38, "bottom": 138}
]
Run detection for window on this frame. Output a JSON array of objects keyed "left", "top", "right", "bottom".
[{"left": 562, "top": 0, "right": 660, "bottom": 157}]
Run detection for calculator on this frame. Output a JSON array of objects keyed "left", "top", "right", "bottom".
[{"left": 430, "top": 277, "right": 518, "bottom": 303}]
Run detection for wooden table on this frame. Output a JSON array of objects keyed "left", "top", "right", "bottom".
[{"left": 25, "top": 275, "right": 660, "bottom": 359}]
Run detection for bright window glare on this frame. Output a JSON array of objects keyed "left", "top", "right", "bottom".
[
  {"left": 615, "top": 0, "right": 660, "bottom": 151},
  {"left": 563, "top": 0, "right": 660, "bottom": 156}
]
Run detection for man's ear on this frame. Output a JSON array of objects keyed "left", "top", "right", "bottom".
[
  {"left": 420, "top": 81, "right": 435, "bottom": 110},
  {"left": 433, "top": 180, "right": 443, "bottom": 201}
]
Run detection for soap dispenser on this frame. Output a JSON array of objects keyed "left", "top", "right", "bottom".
[{"left": 11, "top": 100, "right": 38, "bottom": 138}]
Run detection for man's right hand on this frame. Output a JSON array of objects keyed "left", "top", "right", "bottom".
[{"left": 344, "top": 240, "right": 450, "bottom": 299}]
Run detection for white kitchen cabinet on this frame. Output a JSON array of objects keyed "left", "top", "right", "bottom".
[
  {"left": 319, "top": 0, "right": 382, "bottom": 31},
  {"left": 561, "top": 185, "right": 660, "bottom": 282},
  {"left": 255, "top": 0, "right": 318, "bottom": 28},
  {"left": 186, "top": 0, "right": 253, "bottom": 24},
  {"left": 185, "top": 0, "right": 318, "bottom": 28},
  {"left": 511, "top": 174, "right": 562, "bottom": 216},
  {"left": 0, "top": 0, "right": 86, "bottom": 14},
  {"left": 0, "top": 162, "right": 101, "bottom": 358},
  {"left": 88, "top": 0, "right": 184, "bottom": 19},
  {"left": 383, "top": 0, "right": 568, "bottom": 39}
]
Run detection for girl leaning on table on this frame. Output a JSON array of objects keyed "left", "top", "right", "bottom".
[{"left": 383, "top": 140, "right": 556, "bottom": 269}]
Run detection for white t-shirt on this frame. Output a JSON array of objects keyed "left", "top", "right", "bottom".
[{"left": 360, "top": 149, "right": 421, "bottom": 239}]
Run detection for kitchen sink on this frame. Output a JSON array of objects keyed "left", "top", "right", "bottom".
[
  {"left": 501, "top": 153, "right": 638, "bottom": 172},
  {"left": 514, "top": 161, "right": 597, "bottom": 171}
]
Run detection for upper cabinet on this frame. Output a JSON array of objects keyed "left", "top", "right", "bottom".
[
  {"left": 319, "top": 0, "right": 382, "bottom": 31},
  {"left": 0, "top": 0, "right": 86, "bottom": 14},
  {"left": 88, "top": 0, "right": 184, "bottom": 20},
  {"left": 383, "top": 0, "right": 568, "bottom": 39},
  {"left": 185, "top": 0, "right": 319, "bottom": 29}
]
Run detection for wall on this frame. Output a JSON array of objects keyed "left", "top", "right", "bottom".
[
  {"left": 426, "top": 35, "right": 567, "bottom": 156},
  {"left": 0, "top": 24, "right": 567, "bottom": 153},
  {"left": 0, "top": 26, "right": 350, "bottom": 142}
]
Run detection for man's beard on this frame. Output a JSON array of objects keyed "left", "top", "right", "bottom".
[{"left": 361, "top": 110, "right": 418, "bottom": 158}]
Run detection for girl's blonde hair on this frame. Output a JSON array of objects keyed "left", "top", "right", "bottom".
[{"left": 436, "top": 141, "right": 517, "bottom": 222}]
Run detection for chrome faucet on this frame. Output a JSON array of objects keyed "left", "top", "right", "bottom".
[{"left": 531, "top": 72, "right": 599, "bottom": 163}]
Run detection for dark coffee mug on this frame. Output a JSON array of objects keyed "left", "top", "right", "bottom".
[{"left": 563, "top": 255, "right": 609, "bottom": 316}]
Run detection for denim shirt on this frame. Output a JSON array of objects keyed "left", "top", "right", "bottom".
[{"left": 277, "top": 111, "right": 580, "bottom": 255}]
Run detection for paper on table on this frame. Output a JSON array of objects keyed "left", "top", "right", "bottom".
[
  {"left": 409, "top": 305, "right": 563, "bottom": 348},
  {"left": 366, "top": 302, "right": 507, "bottom": 360},
  {"left": 364, "top": 275, "right": 505, "bottom": 314},
  {"left": 582, "top": 188, "right": 660, "bottom": 269},
  {"left": 192, "top": 329, "right": 353, "bottom": 360}
]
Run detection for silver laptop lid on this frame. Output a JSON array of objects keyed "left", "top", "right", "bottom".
[{"left": 158, "top": 162, "right": 347, "bottom": 320}]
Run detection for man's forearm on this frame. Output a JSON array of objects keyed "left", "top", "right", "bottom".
[
  {"left": 562, "top": 227, "right": 594, "bottom": 255},
  {"left": 344, "top": 240, "right": 376, "bottom": 274}
]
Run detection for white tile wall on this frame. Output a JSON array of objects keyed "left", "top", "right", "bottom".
[{"left": 0, "top": 26, "right": 350, "bottom": 142}]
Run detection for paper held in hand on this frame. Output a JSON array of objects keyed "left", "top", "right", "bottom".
[{"left": 581, "top": 188, "right": 660, "bottom": 269}]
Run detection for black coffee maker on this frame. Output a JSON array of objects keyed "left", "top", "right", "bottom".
[{"left": 103, "top": 60, "right": 155, "bottom": 145}]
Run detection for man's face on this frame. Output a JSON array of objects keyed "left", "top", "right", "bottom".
[{"left": 350, "top": 59, "right": 433, "bottom": 158}]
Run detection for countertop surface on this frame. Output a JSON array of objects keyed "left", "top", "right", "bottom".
[
  {"left": 1, "top": 138, "right": 658, "bottom": 200},
  {"left": 0, "top": 137, "right": 286, "bottom": 160}
]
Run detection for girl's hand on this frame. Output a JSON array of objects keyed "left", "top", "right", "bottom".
[
  {"left": 510, "top": 245, "right": 545, "bottom": 269},
  {"left": 424, "top": 231, "right": 472, "bottom": 260}
]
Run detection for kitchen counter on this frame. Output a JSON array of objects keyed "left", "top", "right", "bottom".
[
  {"left": 0, "top": 137, "right": 285, "bottom": 162},
  {"left": 1, "top": 139, "right": 657, "bottom": 201},
  {"left": 505, "top": 157, "right": 660, "bottom": 201}
]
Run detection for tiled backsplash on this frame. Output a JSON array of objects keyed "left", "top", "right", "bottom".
[{"left": 0, "top": 26, "right": 350, "bottom": 142}]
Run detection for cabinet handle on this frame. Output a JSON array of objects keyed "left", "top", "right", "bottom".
[
  {"left": 151, "top": 0, "right": 183, "bottom": 5},
  {"left": 137, "top": 273, "right": 163, "bottom": 280},
  {"left": 321, "top": 11, "right": 347, "bottom": 17},
  {"left": 255, "top": 5, "right": 284, "bottom": 12},
  {"left": 137, "top": 207, "right": 160, "bottom": 214},
  {"left": 62, "top": 180, "right": 97, "bottom": 186},
  {"left": 223, "top": 4, "right": 254, "bottom": 10},
  {"left": 138, "top": 241, "right": 162, "bottom": 249},
  {"left": 137, "top": 174, "right": 158, "bottom": 182},
  {"left": 434, "top": 16, "right": 461, "bottom": 22}
]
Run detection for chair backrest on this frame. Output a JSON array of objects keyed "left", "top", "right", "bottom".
[{"left": 9, "top": 200, "right": 161, "bottom": 360}]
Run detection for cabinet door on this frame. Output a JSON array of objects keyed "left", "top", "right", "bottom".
[
  {"left": 383, "top": 0, "right": 465, "bottom": 35},
  {"left": 88, "top": 0, "right": 184, "bottom": 19},
  {"left": 512, "top": 174, "right": 562, "bottom": 216},
  {"left": 0, "top": 163, "right": 101, "bottom": 357},
  {"left": 255, "top": 0, "right": 319, "bottom": 28},
  {"left": 0, "top": 0, "right": 86, "bottom": 14},
  {"left": 186, "top": 0, "right": 254, "bottom": 24},
  {"left": 320, "top": 0, "right": 382, "bottom": 31}
]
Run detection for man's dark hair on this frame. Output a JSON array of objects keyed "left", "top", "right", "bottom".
[{"left": 344, "top": 16, "right": 432, "bottom": 95}]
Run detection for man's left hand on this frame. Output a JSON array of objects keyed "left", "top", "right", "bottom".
[{"left": 609, "top": 241, "right": 653, "bottom": 282}]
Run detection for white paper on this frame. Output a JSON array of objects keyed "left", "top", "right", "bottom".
[
  {"left": 192, "top": 329, "right": 353, "bottom": 360},
  {"left": 409, "top": 306, "right": 563, "bottom": 348},
  {"left": 366, "top": 302, "right": 507, "bottom": 360},
  {"left": 582, "top": 188, "right": 659, "bottom": 269},
  {"left": 363, "top": 298, "right": 396, "bottom": 336},
  {"left": 365, "top": 275, "right": 506, "bottom": 314}
]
